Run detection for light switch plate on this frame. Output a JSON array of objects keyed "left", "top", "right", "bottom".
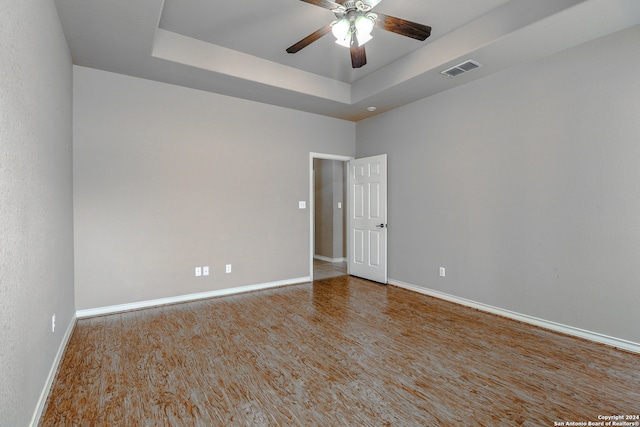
[
  {"left": 299, "top": 201, "right": 306, "bottom": 209},
  {"left": 195, "top": 267, "right": 202, "bottom": 277},
  {"left": 203, "top": 266, "right": 209, "bottom": 276}
]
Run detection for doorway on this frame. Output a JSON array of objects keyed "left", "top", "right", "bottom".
[{"left": 309, "top": 153, "right": 353, "bottom": 280}]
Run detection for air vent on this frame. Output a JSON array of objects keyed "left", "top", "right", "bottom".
[{"left": 441, "top": 60, "right": 482, "bottom": 77}]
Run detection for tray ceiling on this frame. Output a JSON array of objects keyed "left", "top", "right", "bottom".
[{"left": 54, "top": 0, "right": 640, "bottom": 121}]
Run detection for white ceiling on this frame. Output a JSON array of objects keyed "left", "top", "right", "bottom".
[{"left": 54, "top": 0, "right": 640, "bottom": 121}]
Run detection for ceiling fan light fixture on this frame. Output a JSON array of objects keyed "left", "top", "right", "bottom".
[
  {"left": 331, "top": 18, "right": 351, "bottom": 45},
  {"left": 355, "top": 15, "right": 374, "bottom": 46},
  {"left": 335, "top": 33, "right": 352, "bottom": 48},
  {"left": 356, "top": 31, "right": 372, "bottom": 46}
]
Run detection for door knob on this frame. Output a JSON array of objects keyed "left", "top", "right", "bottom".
[{"left": 376, "top": 223, "right": 386, "bottom": 228}]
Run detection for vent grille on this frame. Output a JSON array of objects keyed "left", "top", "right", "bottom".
[{"left": 441, "top": 60, "right": 482, "bottom": 77}]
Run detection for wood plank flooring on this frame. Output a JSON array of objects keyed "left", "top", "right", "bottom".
[{"left": 40, "top": 276, "right": 640, "bottom": 426}]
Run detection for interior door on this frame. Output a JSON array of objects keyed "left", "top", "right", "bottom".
[{"left": 348, "top": 154, "right": 387, "bottom": 284}]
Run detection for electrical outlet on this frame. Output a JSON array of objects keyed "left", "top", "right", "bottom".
[
  {"left": 226, "top": 264, "right": 232, "bottom": 274},
  {"left": 195, "top": 267, "right": 202, "bottom": 277},
  {"left": 51, "top": 314, "right": 56, "bottom": 333},
  {"left": 439, "top": 267, "right": 446, "bottom": 277},
  {"left": 203, "top": 266, "right": 209, "bottom": 276}
]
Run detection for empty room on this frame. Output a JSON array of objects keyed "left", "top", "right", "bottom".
[{"left": 2, "top": 0, "right": 640, "bottom": 425}]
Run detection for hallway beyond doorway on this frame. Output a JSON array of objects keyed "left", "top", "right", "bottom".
[{"left": 313, "top": 258, "right": 346, "bottom": 280}]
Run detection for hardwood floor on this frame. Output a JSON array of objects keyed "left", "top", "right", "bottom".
[{"left": 40, "top": 276, "right": 640, "bottom": 426}]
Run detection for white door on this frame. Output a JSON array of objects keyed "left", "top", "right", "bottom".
[{"left": 348, "top": 154, "right": 387, "bottom": 284}]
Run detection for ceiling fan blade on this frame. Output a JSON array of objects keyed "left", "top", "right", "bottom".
[
  {"left": 298, "top": 0, "right": 343, "bottom": 11},
  {"left": 286, "top": 24, "right": 332, "bottom": 54},
  {"left": 375, "top": 12, "right": 431, "bottom": 41},
  {"left": 350, "top": 43, "right": 366, "bottom": 68}
]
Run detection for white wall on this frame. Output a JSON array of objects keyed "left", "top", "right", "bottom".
[
  {"left": 356, "top": 25, "right": 640, "bottom": 344},
  {"left": 0, "top": 1, "right": 75, "bottom": 424},
  {"left": 73, "top": 67, "right": 355, "bottom": 310}
]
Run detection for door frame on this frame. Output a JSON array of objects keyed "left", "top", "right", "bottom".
[{"left": 309, "top": 152, "right": 354, "bottom": 280}]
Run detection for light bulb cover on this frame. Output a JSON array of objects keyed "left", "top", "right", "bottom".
[
  {"left": 335, "top": 33, "right": 352, "bottom": 48},
  {"left": 355, "top": 15, "right": 374, "bottom": 35},
  {"left": 331, "top": 18, "right": 350, "bottom": 40},
  {"left": 354, "top": 15, "right": 374, "bottom": 46},
  {"left": 356, "top": 31, "right": 372, "bottom": 46}
]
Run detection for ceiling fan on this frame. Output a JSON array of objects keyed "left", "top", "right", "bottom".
[{"left": 286, "top": 0, "right": 431, "bottom": 69}]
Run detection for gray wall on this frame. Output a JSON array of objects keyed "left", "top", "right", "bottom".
[
  {"left": 356, "top": 25, "right": 640, "bottom": 344},
  {"left": 73, "top": 67, "right": 355, "bottom": 310},
  {"left": 314, "top": 159, "right": 345, "bottom": 260},
  {"left": 0, "top": 1, "right": 75, "bottom": 425}
]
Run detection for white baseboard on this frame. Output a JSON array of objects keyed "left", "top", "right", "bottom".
[
  {"left": 30, "top": 314, "right": 76, "bottom": 427},
  {"left": 76, "top": 276, "right": 311, "bottom": 318},
  {"left": 314, "top": 255, "right": 346, "bottom": 263},
  {"left": 388, "top": 278, "right": 640, "bottom": 354}
]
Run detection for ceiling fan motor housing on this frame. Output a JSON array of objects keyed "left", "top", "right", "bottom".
[{"left": 333, "top": 0, "right": 372, "bottom": 18}]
